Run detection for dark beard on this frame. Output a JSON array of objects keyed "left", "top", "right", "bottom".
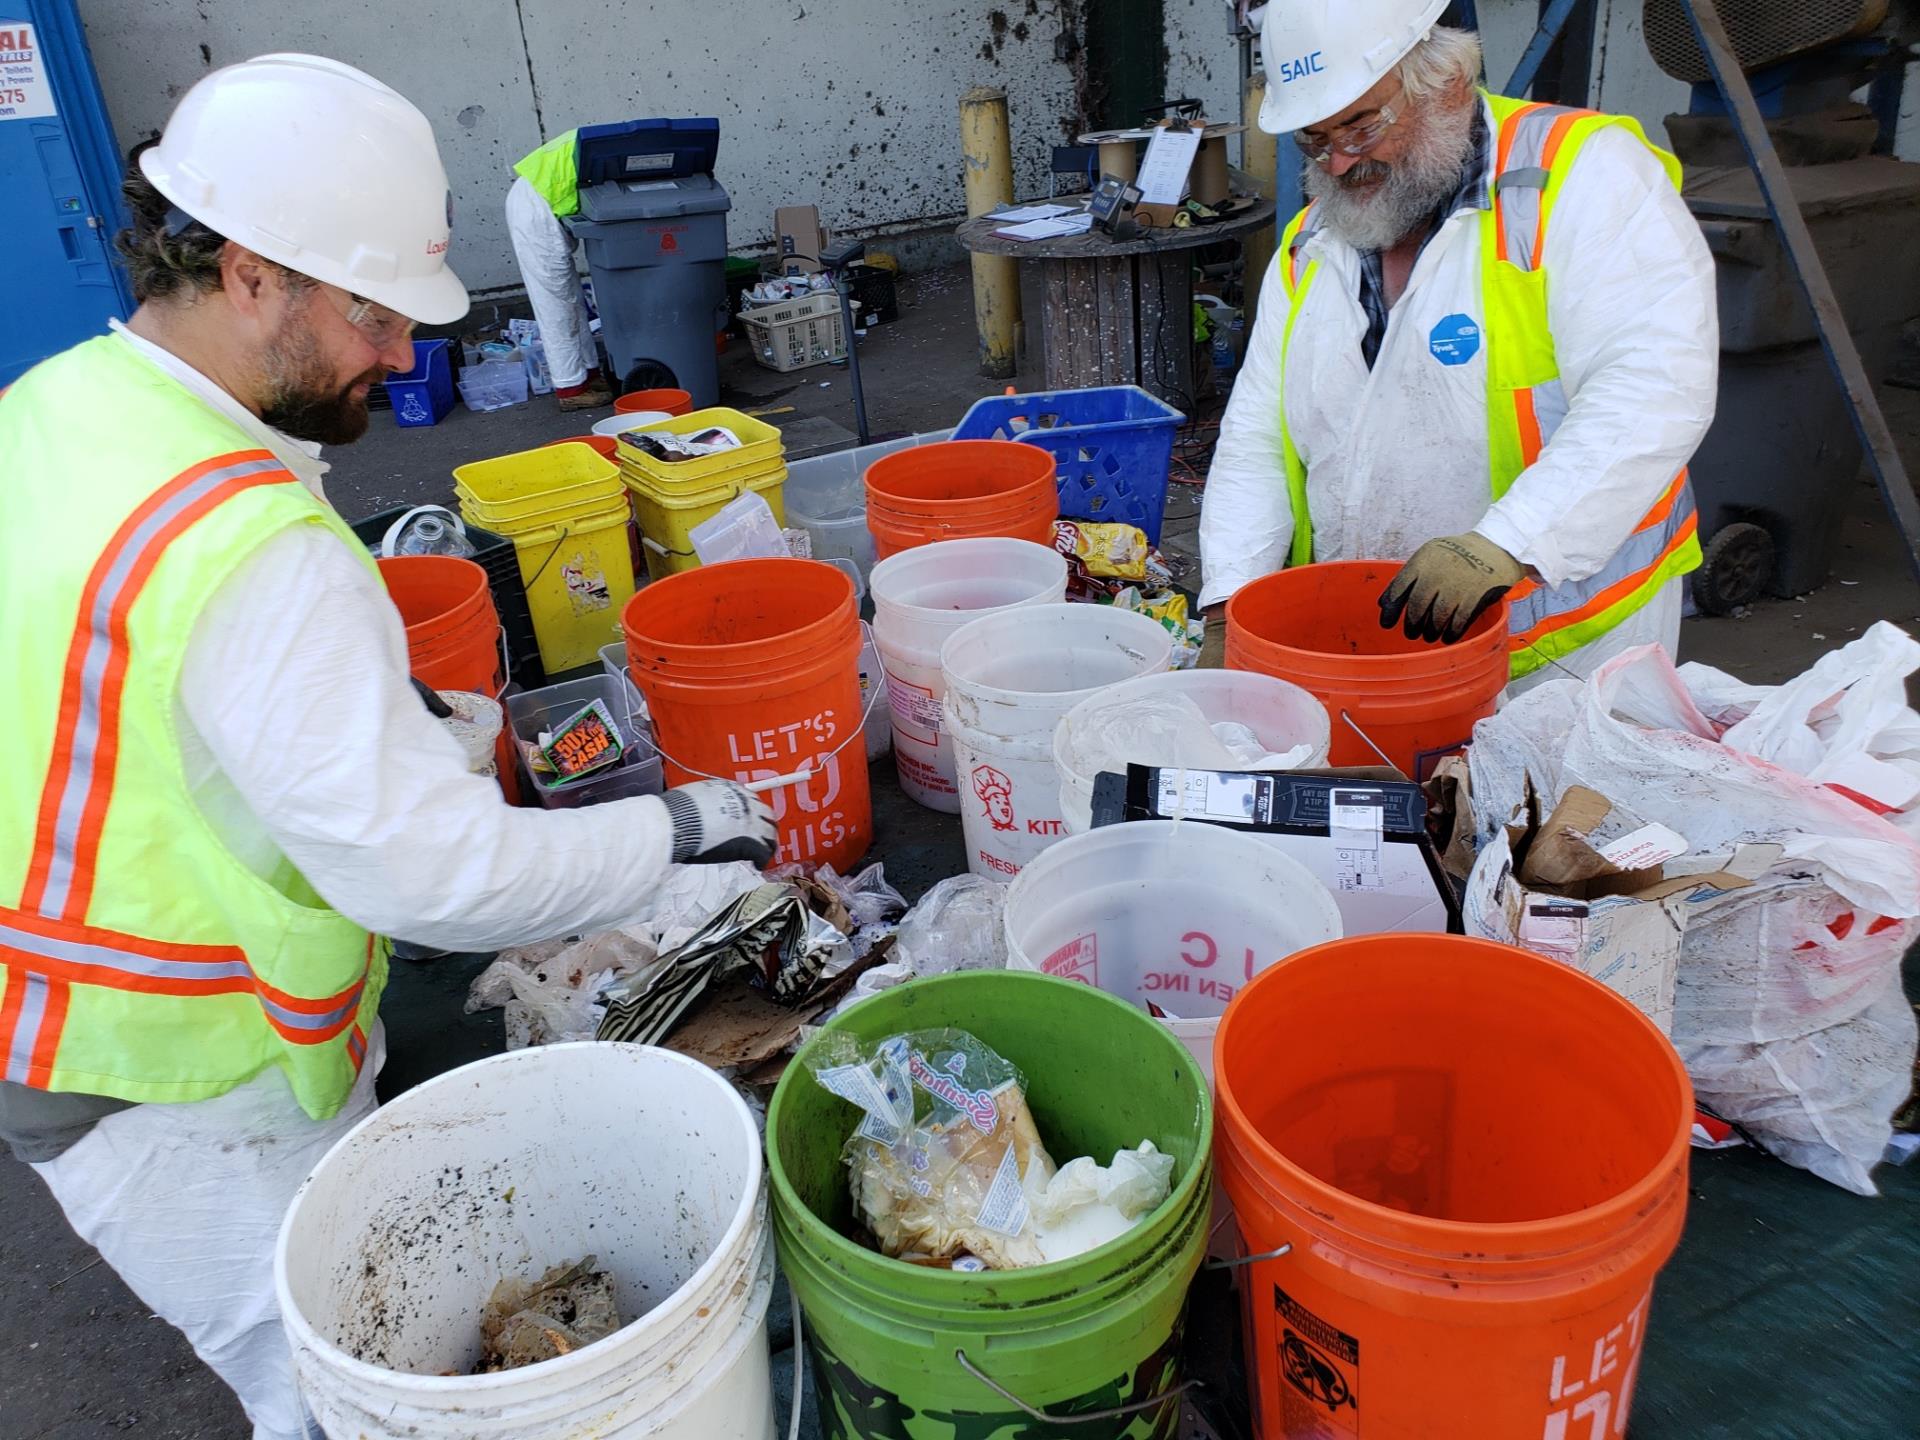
[{"left": 257, "top": 315, "right": 385, "bottom": 446}]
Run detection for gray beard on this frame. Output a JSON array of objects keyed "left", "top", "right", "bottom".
[{"left": 1303, "top": 96, "right": 1478, "bottom": 253}]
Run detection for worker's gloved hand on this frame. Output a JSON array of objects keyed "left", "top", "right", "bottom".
[
  {"left": 1377, "top": 533, "right": 1526, "bottom": 645},
  {"left": 661, "top": 781, "right": 779, "bottom": 866},
  {"left": 1197, "top": 604, "right": 1228, "bottom": 669}
]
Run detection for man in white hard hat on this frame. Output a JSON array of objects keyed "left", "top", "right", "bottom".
[
  {"left": 1200, "top": 4, "right": 1718, "bottom": 692},
  {"left": 507, "top": 129, "right": 617, "bottom": 410},
  {"left": 0, "top": 55, "right": 774, "bottom": 1438}
]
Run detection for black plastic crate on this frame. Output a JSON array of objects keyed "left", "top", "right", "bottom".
[
  {"left": 348, "top": 507, "right": 546, "bottom": 689},
  {"left": 847, "top": 264, "right": 899, "bottom": 325}
]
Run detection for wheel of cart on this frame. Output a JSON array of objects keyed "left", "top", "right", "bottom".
[{"left": 1692, "top": 520, "right": 1777, "bottom": 615}]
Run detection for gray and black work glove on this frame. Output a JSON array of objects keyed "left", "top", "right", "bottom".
[
  {"left": 1378, "top": 532, "right": 1525, "bottom": 645},
  {"left": 661, "top": 781, "right": 779, "bottom": 866}
]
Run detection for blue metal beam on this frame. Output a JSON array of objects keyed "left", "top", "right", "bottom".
[{"left": 1504, "top": 0, "right": 1588, "bottom": 99}]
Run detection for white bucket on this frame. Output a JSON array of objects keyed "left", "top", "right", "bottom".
[
  {"left": 1003, "top": 820, "right": 1342, "bottom": 1085},
  {"left": 276, "top": 1044, "right": 776, "bottom": 1440},
  {"left": 870, "top": 538, "right": 1069, "bottom": 811},
  {"left": 1053, "top": 669, "right": 1333, "bottom": 834},
  {"left": 942, "top": 603, "right": 1172, "bottom": 879}
]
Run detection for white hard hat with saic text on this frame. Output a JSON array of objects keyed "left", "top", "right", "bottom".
[
  {"left": 139, "top": 53, "right": 468, "bottom": 324},
  {"left": 1258, "top": 0, "right": 1450, "bottom": 136}
]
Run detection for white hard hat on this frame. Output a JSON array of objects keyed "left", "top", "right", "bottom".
[
  {"left": 140, "top": 54, "right": 468, "bottom": 324},
  {"left": 1259, "top": 0, "right": 1450, "bottom": 136}
]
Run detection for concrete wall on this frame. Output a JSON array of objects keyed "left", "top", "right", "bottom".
[{"left": 77, "top": 0, "right": 1251, "bottom": 297}]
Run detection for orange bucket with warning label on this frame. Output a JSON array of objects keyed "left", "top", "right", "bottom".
[
  {"left": 1213, "top": 934, "right": 1692, "bottom": 1439},
  {"left": 621, "top": 558, "right": 871, "bottom": 872}
]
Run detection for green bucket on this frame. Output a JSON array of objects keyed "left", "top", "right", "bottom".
[{"left": 767, "top": 970, "right": 1213, "bottom": 1440}]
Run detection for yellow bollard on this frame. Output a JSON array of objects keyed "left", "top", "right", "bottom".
[
  {"left": 1243, "top": 72, "right": 1279, "bottom": 328},
  {"left": 960, "top": 85, "right": 1021, "bottom": 380}
]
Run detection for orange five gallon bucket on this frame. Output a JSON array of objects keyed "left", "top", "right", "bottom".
[
  {"left": 1213, "top": 934, "right": 1693, "bottom": 1440},
  {"left": 378, "top": 555, "right": 517, "bottom": 800},
  {"left": 1226, "top": 560, "right": 1508, "bottom": 780},
  {"left": 622, "top": 558, "right": 872, "bottom": 871},
  {"left": 863, "top": 439, "right": 1058, "bottom": 560}
]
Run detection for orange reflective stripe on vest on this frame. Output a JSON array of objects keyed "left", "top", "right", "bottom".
[
  {"left": 23, "top": 450, "right": 296, "bottom": 920},
  {"left": 3, "top": 447, "right": 365, "bottom": 1087}
]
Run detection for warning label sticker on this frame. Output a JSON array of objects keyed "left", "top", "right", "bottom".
[
  {"left": 1275, "top": 1286, "right": 1359, "bottom": 1436},
  {"left": 1041, "top": 933, "right": 1098, "bottom": 987},
  {"left": 886, "top": 675, "right": 943, "bottom": 742}
]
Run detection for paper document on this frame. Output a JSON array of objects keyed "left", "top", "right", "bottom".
[
  {"left": 994, "top": 214, "right": 1093, "bottom": 241},
  {"left": 1136, "top": 127, "right": 1202, "bottom": 205},
  {"left": 991, "top": 203, "right": 1078, "bottom": 221}
]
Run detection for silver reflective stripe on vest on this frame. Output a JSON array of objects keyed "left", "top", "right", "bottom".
[
  {"left": 1494, "top": 105, "right": 1580, "bottom": 271},
  {"left": 0, "top": 918, "right": 255, "bottom": 982},
  {"left": 263, "top": 987, "right": 365, "bottom": 1034},
  {"left": 6, "top": 973, "right": 49, "bottom": 1084},
  {"left": 1506, "top": 479, "right": 1697, "bottom": 639},
  {"left": 37, "top": 456, "right": 285, "bottom": 919}
]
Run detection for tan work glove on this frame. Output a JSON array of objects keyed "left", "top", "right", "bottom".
[
  {"left": 1377, "top": 533, "right": 1525, "bottom": 645},
  {"left": 1198, "top": 603, "right": 1228, "bottom": 668}
]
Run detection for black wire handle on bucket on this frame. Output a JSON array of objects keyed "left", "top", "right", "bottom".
[{"left": 954, "top": 1349, "right": 1200, "bottom": 1423}]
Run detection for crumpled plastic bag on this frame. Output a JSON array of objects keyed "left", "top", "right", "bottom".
[
  {"left": 830, "top": 875, "right": 1010, "bottom": 1018},
  {"left": 613, "top": 862, "right": 764, "bottom": 952},
  {"left": 1024, "top": 1141, "right": 1176, "bottom": 1264},
  {"left": 1466, "top": 634, "right": 1920, "bottom": 1194},
  {"left": 811, "top": 1028, "right": 1053, "bottom": 1268},
  {"left": 465, "top": 930, "right": 657, "bottom": 1048},
  {"left": 770, "top": 860, "right": 907, "bottom": 973},
  {"left": 1061, "top": 692, "right": 1315, "bottom": 780}
]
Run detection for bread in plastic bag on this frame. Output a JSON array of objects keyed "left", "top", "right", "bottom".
[{"left": 810, "top": 1027, "right": 1052, "bottom": 1268}]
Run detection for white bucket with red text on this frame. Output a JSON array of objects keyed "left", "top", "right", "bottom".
[
  {"left": 941, "top": 603, "right": 1172, "bottom": 880},
  {"left": 276, "top": 1043, "right": 776, "bottom": 1440},
  {"left": 1002, "top": 819, "right": 1343, "bottom": 1085},
  {"left": 870, "top": 538, "right": 1068, "bottom": 812}
]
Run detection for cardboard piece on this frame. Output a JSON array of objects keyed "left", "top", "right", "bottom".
[
  {"left": 1094, "top": 765, "right": 1461, "bottom": 935},
  {"left": 1462, "top": 784, "right": 1771, "bottom": 1034},
  {"left": 775, "top": 204, "right": 829, "bottom": 273}
]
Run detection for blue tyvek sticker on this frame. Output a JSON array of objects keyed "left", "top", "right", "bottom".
[{"left": 1429, "top": 313, "right": 1482, "bottom": 366}]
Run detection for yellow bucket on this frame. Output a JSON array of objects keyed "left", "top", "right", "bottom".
[
  {"left": 452, "top": 445, "right": 625, "bottom": 528},
  {"left": 500, "top": 500, "right": 638, "bottom": 673},
  {"left": 625, "top": 466, "right": 788, "bottom": 580}
]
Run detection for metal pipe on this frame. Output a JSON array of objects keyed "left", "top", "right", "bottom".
[{"left": 960, "top": 86, "right": 1022, "bottom": 379}]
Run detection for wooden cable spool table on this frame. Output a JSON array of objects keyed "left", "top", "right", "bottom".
[{"left": 954, "top": 195, "right": 1276, "bottom": 412}]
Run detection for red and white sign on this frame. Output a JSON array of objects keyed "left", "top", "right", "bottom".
[{"left": 0, "top": 24, "right": 57, "bottom": 121}]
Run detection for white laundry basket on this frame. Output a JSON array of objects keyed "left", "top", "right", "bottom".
[{"left": 275, "top": 1043, "right": 776, "bottom": 1440}]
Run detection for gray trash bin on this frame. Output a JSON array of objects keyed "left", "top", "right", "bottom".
[{"left": 566, "top": 119, "right": 731, "bottom": 408}]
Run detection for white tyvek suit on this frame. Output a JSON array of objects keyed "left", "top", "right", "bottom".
[
  {"left": 505, "top": 175, "right": 598, "bottom": 389},
  {"left": 1200, "top": 108, "right": 1719, "bottom": 686}
]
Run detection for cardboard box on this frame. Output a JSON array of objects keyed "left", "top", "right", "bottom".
[
  {"left": 774, "top": 204, "right": 828, "bottom": 274},
  {"left": 1462, "top": 785, "right": 1771, "bottom": 1034}
]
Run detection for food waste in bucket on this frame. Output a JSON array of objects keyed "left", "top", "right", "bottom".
[{"left": 768, "top": 970, "right": 1212, "bottom": 1439}]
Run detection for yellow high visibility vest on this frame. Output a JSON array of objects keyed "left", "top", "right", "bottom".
[
  {"left": 515, "top": 129, "right": 582, "bottom": 218},
  {"left": 0, "top": 337, "right": 385, "bottom": 1117},
  {"left": 1275, "top": 91, "right": 1703, "bottom": 678}
]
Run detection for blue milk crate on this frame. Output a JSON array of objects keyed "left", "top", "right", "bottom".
[
  {"left": 952, "top": 385, "right": 1186, "bottom": 544},
  {"left": 386, "top": 339, "right": 455, "bottom": 428}
]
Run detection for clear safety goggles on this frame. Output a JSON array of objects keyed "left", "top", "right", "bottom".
[
  {"left": 1295, "top": 88, "right": 1404, "bottom": 167},
  {"left": 319, "top": 283, "right": 416, "bottom": 351}
]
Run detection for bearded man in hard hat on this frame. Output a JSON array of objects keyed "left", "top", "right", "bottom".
[
  {"left": 0, "top": 55, "right": 774, "bottom": 1438},
  {"left": 1200, "top": 5, "right": 1717, "bottom": 689}
]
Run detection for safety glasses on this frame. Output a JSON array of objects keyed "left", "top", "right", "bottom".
[
  {"left": 1295, "top": 84, "right": 1404, "bottom": 167},
  {"left": 317, "top": 282, "right": 416, "bottom": 351}
]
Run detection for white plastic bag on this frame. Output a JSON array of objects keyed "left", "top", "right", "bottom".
[
  {"left": 466, "top": 929, "right": 657, "bottom": 1048},
  {"left": 893, "top": 874, "right": 1008, "bottom": 977},
  {"left": 1468, "top": 637, "right": 1920, "bottom": 1194}
]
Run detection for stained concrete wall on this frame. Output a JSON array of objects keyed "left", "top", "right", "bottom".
[{"left": 77, "top": 0, "right": 1250, "bottom": 296}]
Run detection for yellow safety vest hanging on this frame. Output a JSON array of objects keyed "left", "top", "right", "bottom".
[
  {"left": 0, "top": 337, "right": 385, "bottom": 1118},
  {"left": 515, "top": 129, "right": 583, "bottom": 219},
  {"left": 1273, "top": 91, "right": 1703, "bottom": 678}
]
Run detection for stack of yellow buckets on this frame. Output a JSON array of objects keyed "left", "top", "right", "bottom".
[
  {"left": 452, "top": 443, "right": 638, "bottom": 674},
  {"left": 614, "top": 408, "right": 790, "bottom": 580}
]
